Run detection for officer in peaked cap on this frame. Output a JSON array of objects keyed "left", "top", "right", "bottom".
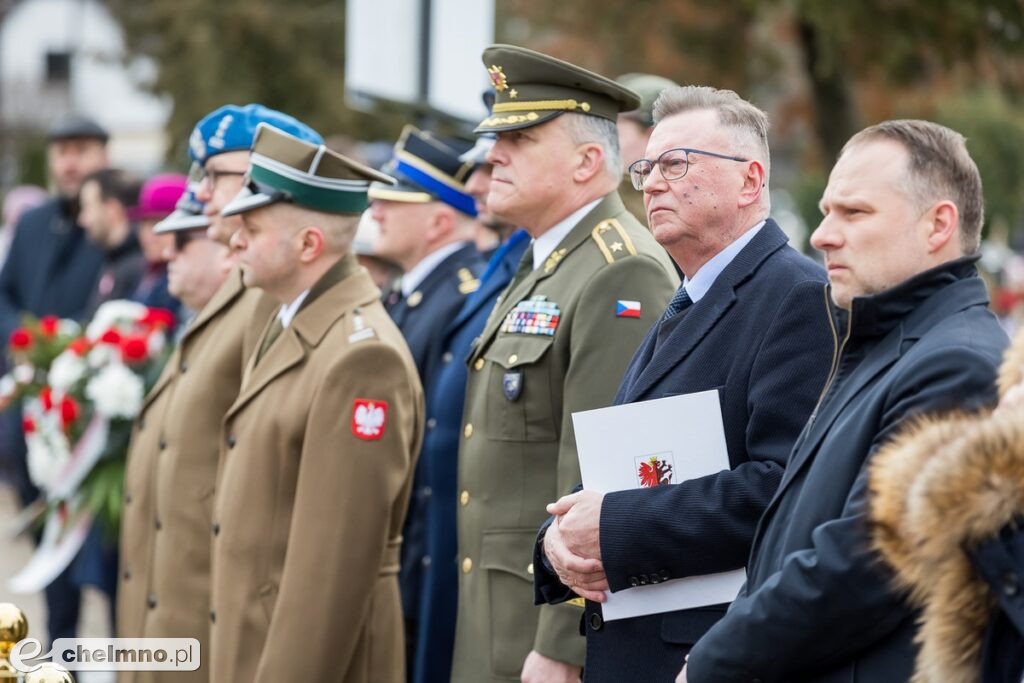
[
  {"left": 190, "top": 103, "right": 322, "bottom": 246},
  {"left": 211, "top": 124, "right": 423, "bottom": 683},
  {"left": 615, "top": 73, "right": 679, "bottom": 225},
  {"left": 365, "top": 126, "right": 486, "bottom": 673},
  {"left": 451, "top": 45, "right": 678, "bottom": 683}
]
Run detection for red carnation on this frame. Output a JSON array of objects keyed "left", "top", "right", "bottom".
[
  {"left": 39, "top": 316, "right": 59, "bottom": 338},
  {"left": 68, "top": 337, "right": 91, "bottom": 356},
  {"left": 100, "top": 329, "right": 122, "bottom": 345},
  {"left": 142, "top": 308, "right": 175, "bottom": 329},
  {"left": 9, "top": 328, "right": 32, "bottom": 350},
  {"left": 22, "top": 416, "right": 35, "bottom": 434},
  {"left": 39, "top": 386, "right": 53, "bottom": 411},
  {"left": 60, "top": 396, "right": 79, "bottom": 426},
  {"left": 120, "top": 336, "right": 149, "bottom": 363}
]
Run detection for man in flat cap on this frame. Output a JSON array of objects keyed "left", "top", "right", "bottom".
[
  {"left": 452, "top": 45, "right": 678, "bottom": 683},
  {"left": 0, "top": 112, "right": 108, "bottom": 644},
  {"left": 367, "top": 124, "right": 485, "bottom": 675},
  {"left": 116, "top": 105, "right": 318, "bottom": 683},
  {"left": 615, "top": 73, "right": 677, "bottom": 226},
  {"left": 211, "top": 124, "right": 423, "bottom": 682}
]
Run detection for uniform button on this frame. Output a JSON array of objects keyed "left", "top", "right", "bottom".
[
  {"left": 1002, "top": 572, "right": 1020, "bottom": 597},
  {"left": 422, "top": 555, "right": 432, "bottom": 568},
  {"left": 227, "top": 435, "right": 237, "bottom": 449},
  {"left": 659, "top": 569, "right": 670, "bottom": 581},
  {"left": 473, "top": 358, "right": 484, "bottom": 371},
  {"left": 421, "top": 487, "right": 432, "bottom": 499},
  {"left": 426, "top": 418, "right": 437, "bottom": 430},
  {"left": 462, "top": 557, "right": 473, "bottom": 573},
  {"left": 123, "top": 569, "right": 131, "bottom": 581},
  {"left": 629, "top": 576, "right": 639, "bottom": 587},
  {"left": 459, "top": 490, "right": 470, "bottom": 506},
  {"left": 527, "top": 563, "right": 534, "bottom": 576},
  {"left": 588, "top": 612, "right": 603, "bottom": 631},
  {"left": 508, "top": 354, "right": 518, "bottom": 364},
  {"left": 212, "top": 522, "right": 220, "bottom": 536},
  {"left": 209, "top": 610, "right": 216, "bottom": 623},
  {"left": 464, "top": 423, "right": 473, "bottom": 438},
  {"left": 154, "top": 518, "right": 162, "bottom": 531},
  {"left": 442, "top": 352, "right": 453, "bottom": 364},
  {"left": 147, "top": 595, "right": 157, "bottom": 609},
  {"left": 158, "top": 437, "right": 167, "bottom": 450}
]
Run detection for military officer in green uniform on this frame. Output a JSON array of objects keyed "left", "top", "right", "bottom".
[
  {"left": 615, "top": 73, "right": 678, "bottom": 225},
  {"left": 452, "top": 45, "right": 679, "bottom": 683}
]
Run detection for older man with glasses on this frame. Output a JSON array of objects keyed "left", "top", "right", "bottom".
[{"left": 533, "top": 85, "right": 834, "bottom": 682}]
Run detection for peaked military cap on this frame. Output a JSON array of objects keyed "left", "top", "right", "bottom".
[
  {"left": 367, "top": 125, "right": 477, "bottom": 217},
  {"left": 474, "top": 44, "right": 641, "bottom": 134},
  {"left": 154, "top": 163, "right": 210, "bottom": 234},
  {"left": 616, "top": 73, "right": 678, "bottom": 128},
  {"left": 222, "top": 123, "right": 396, "bottom": 217},
  {"left": 189, "top": 103, "right": 322, "bottom": 166}
]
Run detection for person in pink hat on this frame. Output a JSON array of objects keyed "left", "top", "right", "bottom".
[{"left": 133, "top": 173, "right": 186, "bottom": 319}]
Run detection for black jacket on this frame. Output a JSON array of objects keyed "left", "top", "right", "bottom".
[
  {"left": 533, "top": 221, "right": 833, "bottom": 682},
  {"left": 687, "top": 257, "right": 1008, "bottom": 683}
]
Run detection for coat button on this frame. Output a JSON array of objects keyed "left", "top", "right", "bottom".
[
  {"left": 123, "top": 569, "right": 131, "bottom": 581},
  {"left": 659, "top": 569, "right": 670, "bottom": 581},
  {"left": 1002, "top": 572, "right": 1020, "bottom": 597},
  {"left": 464, "top": 423, "right": 473, "bottom": 438},
  {"left": 508, "top": 354, "right": 518, "bottom": 364},
  {"left": 421, "top": 487, "right": 432, "bottom": 499},
  {"left": 212, "top": 522, "right": 220, "bottom": 536},
  {"left": 460, "top": 490, "right": 470, "bottom": 506},
  {"left": 473, "top": 358, "right": 484, "bottom": 371},
  {"left": 649, "top": 573, "right": 661, "bottom": 584},
  {"left": 209, "top": 610, "right": 216, "bottom": 623},
  {"left": 422, "top": 555, "right": 432, "bottom": 568},
  {"left": 426, "top": 418, "right": 437, "bottom": 430},
  {"left": 442, "top": 352, "right": 453, "bottom": 364},
  {"left": 588, "top": 612, "right": 603, "bottom": 631},
  {"left": 124, "top": 493, "right": 133, "bottom": 505},
  {"left": 527, "top": 563, "right": 534, "bottom": 575},
  {"left": 638, "top": 575, "right": 648, "bottom": 586},
  {"left": 462, "top": 557, "right": 473, "bottom": 573},
  {"left": 158, "top": 437, "right": 167, "bottom": 450},
  {"left": 147, "top": 595, "right": 157, "bottom": 609},
  {"left": 154, "top": 518, "right": 162, "bottom": 530},
  {"left": 227, "top": 435, "right": 237, "bottom": 449},
  {"left": 180, "top": 362, "right": 189, "bottom": 374},
  {"left": 629, "top": 576, "right": 639, "bottom": 587}
]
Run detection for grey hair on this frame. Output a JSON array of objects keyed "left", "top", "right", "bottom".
[
  {"left": 653, "top": 85, "right": 771, "bottom": 185},
  {"left": 561, "top": 112, "right": 622, "bottom": 180}
]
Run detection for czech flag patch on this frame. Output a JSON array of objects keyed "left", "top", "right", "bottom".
[{"left": 615, "top": 300, "right": 642, "bottom": 318}]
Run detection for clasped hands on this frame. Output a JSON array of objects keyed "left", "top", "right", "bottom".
[{"left": 542, "top": 490, "right": 609, "bottom": 602}]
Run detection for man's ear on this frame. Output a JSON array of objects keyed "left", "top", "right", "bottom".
[
  {"left": 737, "top": 160, "right": 766, "bottom": 210},
  {"left": 572, "top": 142, "right": 606, "bottom": 184},
  {"left": 425, "top": 205, "right": 455, "bottom": 243},
  {"left": 924, "top": 200, "right": 960, "bottom": 254},
  {"left": 297, "top": 226, "right": 326, "bottom": 263}
]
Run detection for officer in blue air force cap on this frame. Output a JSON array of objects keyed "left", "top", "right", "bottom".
[
  {"left": 209, "top": 123, "right": 423, "bottom": 683},
  {"left": 190, "top": 103, "right": 322, "bottom": 246}
]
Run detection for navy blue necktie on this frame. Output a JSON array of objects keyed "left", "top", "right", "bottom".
[{"left": 660, "top": 286, "right": 693, "bottom": 321}]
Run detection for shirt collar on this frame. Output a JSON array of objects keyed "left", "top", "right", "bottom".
[
  {"left": 278, "top": 290, "right": 310, "bottom": 328},
  {"left": 683, "top": 220, "right": 765, "bottom": 303},
  {"left": 400, "top": 241, "right": 468, "bottom": 296},
  {"left": 531, "top": 198, "right": 602, "bottom": 271}
]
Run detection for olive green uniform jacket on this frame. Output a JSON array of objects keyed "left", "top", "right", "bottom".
[
  {"left": 452, "top": 192, "right": 678, "bottom": 681},
  {"left": 209, "top": 255, "right": 424, "bottom": 683},
  {"left": 117, "top": 268, "right": 274, "bottom": 683}
]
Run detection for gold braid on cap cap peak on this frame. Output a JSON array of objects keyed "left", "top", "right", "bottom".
[{"left": 492, "top": 99, "right": 592, "bottom": 114}]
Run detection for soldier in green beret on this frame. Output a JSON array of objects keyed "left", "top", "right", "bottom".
[
  {"left": 452, "top": 45, "right": 678, "bottom": 683},
  {"left": 615, "top": 73, "right": 678, "bottom": 225}
]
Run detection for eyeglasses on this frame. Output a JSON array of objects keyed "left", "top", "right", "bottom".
[
  {"left": 627, "top": 147, "right": 748, "bottom": 191},
  {"left": 173, "top": 229, "right": 205, "bottom": 251},
  {"left": 199, "top": 168, "right": 246, "bottom": 191}
]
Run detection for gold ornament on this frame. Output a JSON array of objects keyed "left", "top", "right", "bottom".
[{"left": 0, "top": 602, "right": 28, "bottom": 678}]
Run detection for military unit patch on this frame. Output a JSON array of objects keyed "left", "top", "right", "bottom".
[
  {"left": 502, "top": 371, "right": 523, "bottom": 401},
  {"left": 352, "top": 399, "right": 387, "bottom": 440},
  {"left": 500, "top": 295, "right": 560, "bottom": 336}
]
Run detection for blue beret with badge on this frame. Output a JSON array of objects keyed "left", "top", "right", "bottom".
[
  {"left": 188, "top": 103, "right": 323, "bottom": 166},
  {"left": 367, "top": 125, "right": 477, "bottom": 217}
]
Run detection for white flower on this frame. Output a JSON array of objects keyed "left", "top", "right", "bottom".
[
  {"left": 13, "top": 363, "right": 35, "bottom": 384},
  {"left": 147, "top": 331, "right": 166, "bottom": 357},
  {"left": 85, "top": 300, "right": 147, "bottom": 341},
  {"left": 23, "top": 400, "right": 71, "bottom": 491},
  {"left": 0, "top": 375, "right": 16, "bottom": 399},
  {"left": 57, "top": 319, "right": 82, "bottom": 338},
  {"left": 85, "top": 363, "right": 144, "bottom": 419},
  {"left": 86, "top": 344, "right": 118, "bottom": 369},
  {"left": 49, "top": 351, "right": 88, "bottom": 393}
]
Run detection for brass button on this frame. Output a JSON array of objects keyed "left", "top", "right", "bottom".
[
  {"left": 508, "top": 354, "right": 518, "bottom": 364},
  {"left": 473, "top": 358, "right": 484, "bottom": 371},
  {"left": 459, "top": 490, "right": 470, "bottom": 506},
  {"left": 527, "top": 563, "right": 534, "bottom": 575},
  {"left": 462, "top": 557, "right": 473, "bottom": 573},
  {"left": 464, "top": 423, "right": 473, "bottom": 438},
  {"left": 442, "top": 352, "right": 453, "bottom": 364}
]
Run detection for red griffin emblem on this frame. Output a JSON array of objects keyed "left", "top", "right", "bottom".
[
  {"left": 352, "top": 399, "right": 387, "bottom": 440},
  {"left": 637, "top": 456, "right": 674, "bottom": 488}
]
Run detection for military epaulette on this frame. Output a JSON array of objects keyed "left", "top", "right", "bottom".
[
  {"left": 590, "top": 218, "right": 637, "bottom": 264},
  {"left": 347, "top": 307, "right": 377, "bottom": 344},
  {"left": 457, "top": 267, "right": 480, "bottom": 295}
]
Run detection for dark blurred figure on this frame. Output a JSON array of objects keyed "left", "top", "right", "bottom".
[
  {"left": 131, "top": 173, "right": 185, "bottom": 321},
  {"left": 615, "top": 73, "right": 677, "bottom": 225},
  {"left": 0, "top": 186, "right": 48, "bottom": 268},
  {"left": 78, "top": 168, "right": 145, "bottom": 317},
  {"left": 0, "top": 113, "right": 109, "bottom": 645}
]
